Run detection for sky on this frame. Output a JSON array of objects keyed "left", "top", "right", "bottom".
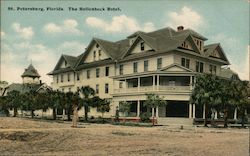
[{"left": 1, "top": 0, "right": 249, "bottom": 84}]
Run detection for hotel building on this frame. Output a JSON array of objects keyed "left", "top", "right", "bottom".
[{"left": 48, "top": 26, "right": 238, "bottom": 123}]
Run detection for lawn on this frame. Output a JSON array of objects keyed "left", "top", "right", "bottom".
[{"left": 0, "top": 117, "right": 249, "bottom": 156}]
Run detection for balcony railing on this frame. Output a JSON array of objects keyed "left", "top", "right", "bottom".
[{"left": 114, "top": 85, "right": 191, "bottom": 94}]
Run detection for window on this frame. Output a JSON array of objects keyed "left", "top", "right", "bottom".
[
  {"left": 56, "top": 75, "right": 59, "bottom": 83},
  {"left": 87, "top": 70, "right": 90, "bottom": 79},
  {"left": 119, "top": 64, "right": 123, "bottom": 75},
  {"left": 181, "top": 58, "right": 190, "bottom": 68},
  {"left": 62, "top": 88, "right": 64, "bottom": 92},
  {"left": 98, "top": 50, "right": 101, "bottom": 59},
  {"left": 96, "top": 44, "right": 99, "bottom": 48},
  {"left": 119, "top": 82, "right": 123, "bottom": 88},
  {"left": 105, "top": 66, "right": 109, "bottom": 76},
  {"left": 76, "top": 73, "right": 80, "bottom": 81},
  {"left": 77, "top": 87, "right": 80, "bottom": 92},
  {"left": 133, "top": 62, "right": 138, "bottom": 73},
  {"left": 199, "top": 41, "right": 202, "bottom": 50},
  {"left": 196, "top": 61, "right": 204, "bottom": 73},
  {"left": 96, "top": 68, "right": 100, "bottom": 78},
  {"left": 144, "top": 60, "right": 149, "bottom": 72},
  {"left": 209, "top": 65, "right": 217, "bottom": 74},
  {"left": 61, "top": 74, "right": 64, "bottom": 82},
  {"left": 141, "top": 42, "right": 145, "bottom": 51},
  {"left": 96, "top": 84, "right": 99, "bottom": 94},
  {"left": 93, "top": 51, "right": 96, "bottom": 60},
  {"left": 157, "top": 58, "right": 162, "bottom": 69},
  {"left": 105, "top": 83, "right": 109, "bottom": 94},
  {"left": 65, "top": 61, "right": 67, "bottom": 67},
  {"left": 67, "top": 73, "right": 70, "bottom": 82},
  {"left": 169, "top": 81, "right": 175, "bottom": 86},
  {"left": 69, "top": 87, "right": 71, "bottom": 92}
]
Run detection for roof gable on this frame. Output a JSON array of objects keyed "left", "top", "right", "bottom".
[
  {"left": 204, "top": 44, "right": 230, "bottom": 64},
  {"left": 160, "top": 63, "right": 193, "bottom": 72},
  {"left": 122, "top": 34, "right": 157, "bottom": 58},
  {"left": 21, "top": 64, "right": 40, "bottom": 78}
]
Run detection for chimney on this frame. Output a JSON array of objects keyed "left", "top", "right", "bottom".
[{"left": 177, "top": 26, "right": 184, "bottom": 32}]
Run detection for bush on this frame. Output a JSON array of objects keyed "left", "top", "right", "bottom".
[{"left": 140, "top": 112, "right": 151, "bottom": 123}]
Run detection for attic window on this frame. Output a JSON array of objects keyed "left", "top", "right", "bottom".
[
  {"left": 65, "top": 61, "right": 67, "bottom": 67},
  {"left": 93, "top": 51, "right": 96, "bottom": 60},
  {"left": 96, "top": 44, "right": 99, "bottom": 48},
  {"left": 98, "top": 50, "right": 101, "bottom": 58},
  {"left": 141, "top": 42, "right": 145, "bottom": 51}
]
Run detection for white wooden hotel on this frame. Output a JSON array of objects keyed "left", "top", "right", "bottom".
[{"left": 48, "top": 26, "right": 239, "bottom": 124}]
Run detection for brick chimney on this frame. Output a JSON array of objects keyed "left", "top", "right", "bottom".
[{"left": 177, "top": 26, "right": 184, "bottom": 32}]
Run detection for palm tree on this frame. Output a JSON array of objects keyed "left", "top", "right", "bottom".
[
  {"left": 144, "top": 93, "right": 167, "bottom": 126},
  {"left": 190, "top": 74, "right": 221, "bottom": 127},
  {"left": 78, "top": 86, "right": 95, "bottom": 121}
]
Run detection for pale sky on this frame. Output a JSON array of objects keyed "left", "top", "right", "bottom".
[{"left": 1, "top": 0, "right": 249, "bottom": 84}]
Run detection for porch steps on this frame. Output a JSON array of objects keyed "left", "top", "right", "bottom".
[{"left": 157, "top": 117, "right": 193, "bottom": 126}]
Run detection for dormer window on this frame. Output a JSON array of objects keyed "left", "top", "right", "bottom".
[
  {"left": 98, "top": 50, "right": 101, "bottom": 59},
  {"left": 141, "top": 42, "right": 145, "bottom": 51},
  {"left": 93, "top": 51, "right": 96, "bottom": 60}
]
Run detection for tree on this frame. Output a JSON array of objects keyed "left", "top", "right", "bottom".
[
  {"left": 96, "top": 98, "right": 110, "bottom": 124},
  {"left": 119, "top": 101, "right": 131, "bottom": 123},
  {"left": 6, "top": 90, "right": 22, "bottom": 117},
  {"left": 230, "top": 80, "right": 249, "bottom": 127},
  {"left": 71, "top": 92, "right": 81, "bottom": 128},
  {"left": 23, "top": 90, "right": 39, "bottom": 118},
  {"left": 0, "top": 96, "right": 9, "bottom": 116},
  {"left": 144, "top": 93, "right": 167, "bottom": 126},
  {"left": 78, "top": 86, "right": 95, "bottom": 121},
  {"left": 190, "top": 74, "right": 221, "bottom": 127}
]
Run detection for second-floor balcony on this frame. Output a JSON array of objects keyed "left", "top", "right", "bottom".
[{"left": 113, "top": 75, "right": 194, "bottom": 95}]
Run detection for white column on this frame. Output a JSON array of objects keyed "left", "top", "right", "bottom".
[
  {"left": 234, "top": 108, "right": 237, "bottom": 120},
  {"left": 156, "top": 106, "right": 159, "bottom": 118},
  {"left": 152, "top": 108, "right": 154, "bottom": 117},
  {"left": 157, "top": 75, "right": 159, "bottom": 90},
  {"left": 203, "top": 104, "right": 205, "bottom": 119},
  {"left": 215, "top": 110, "right": 218, "bottom": 119},
  {"left": 137, "top": 100, "right": 140, "bottom": 117},
  {"left": 190, "top": 76, "right": 192, "bottom": 90},
  {"left": 125, "top": 79, "right": 127, "bottom": 93},
  {"left": 153, "top": 75, "right": 155, "bottom": 91},
  {"left": 63, "top": 109, "right": 65, "bottom": 117},
  {"left": 192, "top": 104, "right": 196, "bottom": 118},
  {"left": 138, "top": 77, "right": 140, "bottom": 92},
  {"left": 189, "top": 103, "right": 192, "bottom": 118}
]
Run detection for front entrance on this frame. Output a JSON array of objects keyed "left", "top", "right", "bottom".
[{"left": 166, "top": 101, "right": 189, "bottom": 117}]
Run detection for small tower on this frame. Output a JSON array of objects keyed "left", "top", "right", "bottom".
[{"left": 21, "top": 64, "right": 41, "bottom": 84}]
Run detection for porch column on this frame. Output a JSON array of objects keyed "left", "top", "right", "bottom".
[
  {"left": 152, "top": 108, "right": 154, "bottom": 117},
  {"left": 62, "top": 109, "right": 66, "bottom": 120},
  {"left": 203, "top": 104, "right": 205, "bottom": 119},
  {"left": 156, "top": 106, "right": 159, "bottom": 118},
  {"left": 153, "top": 75, "right": 155, "bottom": 91},
  {"left": 125, "top": 79, "right": 127, "bottom": 93},
  {"left": 138, "top": 77, "right": 140, "bottom": 92},
  {"left": 214, "top": 110, "right": 218, "bottom": 119},
  {"left": 192, "top": 104, "right": 196, "bottom": 118},
  {"left": 190, "top": 76, "right": 192, "bottom": 90},
  {"left": 137, "top": 100, "right": 140, "bottom": 117},
  {"left": 189, "top": 103, "right": 192, "bottom": 118},
  {"left": 234, "top": 108, "right": 237, "bottom": 120},
  {"left": 157, "top": 75, "right": 159, "bottom": 91}
]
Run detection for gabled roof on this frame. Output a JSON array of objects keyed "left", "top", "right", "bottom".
[
  {"left": 160, "top": 63, "right": 194, "bottom": 72},
  {"left": 204, "top": 43, "right": 230, "bottom": 64},
  {"left": 4, "top": 83, "right": 43, "bottom": 95},
  {"left": 21, "top": 64, "right": 40, "bottom": 78}
]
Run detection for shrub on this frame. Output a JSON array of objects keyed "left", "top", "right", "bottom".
[{"left": 140, "top": 112, "right": 151, "bottom": 122}]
